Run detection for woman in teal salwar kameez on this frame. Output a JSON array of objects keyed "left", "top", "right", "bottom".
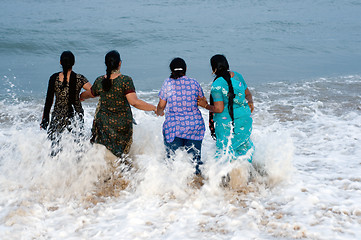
[{"left": 198, "top": 54, "right": 255, "bottom": 162}]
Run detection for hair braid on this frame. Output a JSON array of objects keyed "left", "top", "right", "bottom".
[{"left": 103, "top": 50, "right": 121, "bottom": 92}]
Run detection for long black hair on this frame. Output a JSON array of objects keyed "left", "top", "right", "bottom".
[
  {"left": 60, "top": 51, "right": 75, "bottom": 88},
  {"left": 60, "top": 51, "right": 77, "bottom": 109},
  {"left": 169, "top": 57, "right": 186, "bottom": 79},
  {"left": 103, "top": 50, "right": 121, "bottom": 92},
  {"left": 209, "top": 54, "right": 235, "bottom": 139}
]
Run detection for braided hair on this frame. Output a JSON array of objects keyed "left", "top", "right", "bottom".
[
  {"left": 60, "top": 51, "right": 76, "bottom": 115},
  {"left": 103, "top": 50, "right": 121, "bottom": 92},
  {"left": 60, "top": 51, "right": 75, "bottom": 89},
  {"left": 209, "top": 54, "right": 235, "bottom": 139}
]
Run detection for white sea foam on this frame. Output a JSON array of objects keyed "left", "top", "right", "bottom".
[{"left": 0, "top": 76, "right": 360, "bottom": 239}]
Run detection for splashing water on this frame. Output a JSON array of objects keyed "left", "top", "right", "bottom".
[{"left": 1, "top": 75, "right": 360, "bottom": 239}]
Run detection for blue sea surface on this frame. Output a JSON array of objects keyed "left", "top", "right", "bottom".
[{"left": 0, "top": 0, "right": 360, "bottom": 95}]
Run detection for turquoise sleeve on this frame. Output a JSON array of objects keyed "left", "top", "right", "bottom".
[
  {"left": 211, "top": 79, "right": 224, "bottom": 102},
  {"left": 234, "top": 72, "right": 247, "bottom": 89}
]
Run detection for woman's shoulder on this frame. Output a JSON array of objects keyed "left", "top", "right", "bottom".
[
  {"left": 187, "top": 77, "right": 202, "bottom": 88},
  {"left": 49, "top": 72, "right": 60, "bottom": 81},
  {"left": 113, "top": 74, "right": 132, "bottom": 85},
  {"left": 93, "top": 75, "right": 105, "bottom": 86},
  {"left": 232, "top": 71, "right": 244, "bottom": 80},
  {"left": 182, "top": 75, "right": 197, "bottom": 82},
  {"left": 96, "top": 75, "right": 105, "bottom": 80},
  {"left": 115, "top": 74, "right": 133, "bottom": 85},
  {"left": 185, "top": 76, "right": 197, "bottom": 82},
  {"left": 231, "top": 71, "right": 248, "bottom": 89},
  {"left": 75, "top": 72, "right": 87, "bottom": 79},
  {"left": 74, "top": 73, "right": 89, "bottom": 83},
  {"left": 213, "top": 76, "right": 226, "bottom": 87},
  {"left": 120, "top": 74, "right": 132, "bottom": 80}
]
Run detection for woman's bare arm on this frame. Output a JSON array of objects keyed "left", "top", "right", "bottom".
[
  {"left": 245, "top": 88, "right": 254, "bottom": 113},
  {"left": 79, "top": 82, "right": 93, "bottom": 101},
  {"left": 83, "top": 82, "right": 92, "bottom": 91},
  {"left": 126, "top": 92, "right": 156, "bottom": 112},
  {"left": 80, "top": 89, "right": 94, "bottom": 101},
  {"left": 197, "top": 97, "right": 224, "bottom": 113},
  {"left": 156, "top": 98, "right": 166, "bottom": 116}
]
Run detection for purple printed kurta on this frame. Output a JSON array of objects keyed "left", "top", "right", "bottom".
[{"left": 159, "top": 76, "right": 205, "bottom": 143}]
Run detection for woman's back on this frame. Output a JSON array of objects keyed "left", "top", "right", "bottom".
[
  {"left": 92, "top": 74, "right": 134, "bottom": 115},
  {"left": 53, "top": 73, "right": 88, "bottom": 115},
  {"left": 160, "top": 76, "right": 202, "bottom": 114},
  {"left": 159, "top": 75, "right": 205, "bottom": 142},
  {"left": 211, "top": 71, "right": 251, "bottom": 120}
]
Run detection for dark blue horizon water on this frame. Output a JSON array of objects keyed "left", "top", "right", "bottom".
[{"left": 1, "top": 0, "right": 361, "bottom": 96}]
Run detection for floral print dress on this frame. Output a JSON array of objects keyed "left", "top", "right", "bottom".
[
  {"left": 158, "top": 76, "right": 205, "bottom": 143},
  {"left": 211, "top": 71, "right": 254, "bottom": 162},
  {"left": 90, "top": 75, "right": 135, "bottom": 157}
]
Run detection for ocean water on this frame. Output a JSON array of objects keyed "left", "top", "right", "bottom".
[{"left": 1, "top": 0, "right": 361, "bottom": 239}]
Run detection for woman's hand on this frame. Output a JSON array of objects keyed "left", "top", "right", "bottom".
[
  {"left": 80, "top": 90, "right": 95, "bottom": 101},
  {"left": 152, "top": 105, "right": 158, "bottom": 115},
  {"left": 156, "top": 98, "right": 166, "bottom": 116},
  {"left": 197, "top": 96, "right": 208, "bottom": 109},
  {"left": 79, "top": 93, "right": 85, "bottom": 102},
  {"left": 156, "top": 109, "right": 164, "bottom": 116},
  {"left": 40, "top": 118, "right": 48, "bottom": 130}
]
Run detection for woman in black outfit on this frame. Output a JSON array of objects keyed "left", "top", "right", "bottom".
[{"left": 41, "top": 51, "right": 91, "bottom": 154}]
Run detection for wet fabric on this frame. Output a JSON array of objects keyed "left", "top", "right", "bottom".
[
  {"left": 43, "top": 72, "right": 88, "bottom": 139},
  {"left": 91, "top": 75, "right": 135, "bottom": 157},
  {"left": 158, "top": 76, "right": 205, "bottom": 143},
  {"left": 163, "top": 136, "right": 203, "bottom": 175},
  {"left": 211, "top": 71, "right": 254, "bottom": 162}
]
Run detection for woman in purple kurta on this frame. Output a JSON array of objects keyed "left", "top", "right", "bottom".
[{"left": 156, "top": 58, "right": 205, "bottom": 175}]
